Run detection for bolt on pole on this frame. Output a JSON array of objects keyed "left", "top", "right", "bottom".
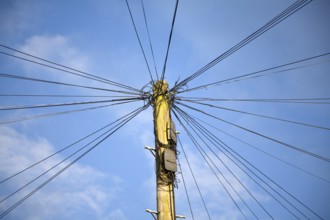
[{"left": 152, "top": 80, "right": 177, "bottom": 220}]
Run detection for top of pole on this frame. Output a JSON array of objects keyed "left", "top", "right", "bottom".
[
  {"left": 152, "top": 80, "right": 170, "bottom": 146},
  {"left": 152, "top": 80, "right": 169, "bottom": 98}
]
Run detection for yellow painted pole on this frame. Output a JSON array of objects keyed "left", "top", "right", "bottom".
[{"left": 152, "top": 80, "right": 176, "bottom": 220}]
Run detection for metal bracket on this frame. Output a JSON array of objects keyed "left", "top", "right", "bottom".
[
  {"left": 146, "top": 209, "right": 158, "bottom": 220},
  {"left": 146, "top": 209, "right": 186, "bottom": 219}
]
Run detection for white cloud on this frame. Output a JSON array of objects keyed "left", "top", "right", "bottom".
[
  {"left": 17, "top": 35, "right": 89, "bottom": 79},
  {"left": 11, "top": 34, "right": 134, "bottom": 98},
  {"left": 0, "top": 126, "right": 125, "bottom": 220}
]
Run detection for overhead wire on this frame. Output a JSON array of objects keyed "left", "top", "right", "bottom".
[
  {"left": 0, "top": 104, "right": 145, "bottom": 203},
  {"left": 0, "top": 94, "right": 139, "bottom": 98},
  {"left": 176, "top": 133, "right": 212, "bottom": 220},
  {"left": 174, "top": 109, "right": 251, "bottom": 219},
  {"left": 141, "top": 0, "right": 159, "bottom": 80},
  {"left": 0, "top": 72, "right": 143, "bottom": 96},
  {"left": 175, "top": 106, "right": 321, "bottom": 219},
  {"left": 0, "top": 45, "right": 140, "bottom": 93},
  {"left": 184, "top": 58, "right": 330, "bottom": 93},
  {"left": 175, "top": 105, "right": 273, "bottom": 219},
  {"left": 0, "top": 104, "right": 147, "bottom": 184},
  {"left": 178, "top": 52, "right": 330, "bottom": 94},
  {"left": 177, "top": 97, "right": 330, "bottom": 105},
  {"left": 125, "top": 0, "right": 155, "bottom": 84},
  {"left": 176, "top": 107, "right": 297, "bottom": 219},
  {"left": 173, "top": 107, "right": 257, "bottom": 219},
  {"left": 0, "top": 51, "right": 142, "bottom": 93},
  {"left": 176, "top": 106, "right": 311, "bottom": 219},
  {"left": 0, "top": 103, "right": 148, "bottom": 201},
  {"left": 160, "top": 0, "right": 179, "bottom": 81},
  {"left": 182, "top": 100, "right": 330, "bottom": 130},
  {"left": 171, "top": 0, "right": 313, "bottom": 92},
  {"left": 177, "top": 101, "right": 330, "bottom": 163},
  {"left": 0, "top": 1, "right": 326, "bottom": 218},
  {"left": 0, "top": 99, "right": 139, "bottom": 125},
  {"left": 193, "top": 115, "right": 330, "bottom": 184},
  {"left": 0, "top": 103, "right": 149, "bottom": 219},
  {"left": 177, "top": 105, "right": 327, "bottom": 219},
  {"left": 0, "top": 97, "right": 143, "bottom": 111},
  {"left": 176, "top": 152, "right": 195, "bottom": 220}
]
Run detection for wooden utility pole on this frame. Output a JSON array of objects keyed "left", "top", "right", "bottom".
[{"left": 152, "top": 80, "right": 177, "bottom": 220}]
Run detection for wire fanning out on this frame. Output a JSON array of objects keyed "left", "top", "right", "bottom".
[
  {"left": 177, "top": 101, "right": 330, "bottom": 163},
  {"left": 0, "top": 104, "right": 149, "bottom": 219},
  {"left": 0, "top": 97, "right": 143, "bottom": 111},
  {"left": 0, "top": 45, "right": 141, "bottom": 93},
  {"left": 1, "top": 0, "right": 328, "bottom": 219},
  {"left": 0, "top": 104, "right": 147, "bottom": 185},
  {"left": 125, "top": 0, "right": 155, "bottom": 84},
  {"left": 178, "top": 52, "right": 330, "bottom": 94},
  {"left": 171, "top": 0, "right": 313, "bottom": 92},
  {"left": 175, "top": 134, "right": 212, "bottom": 220},
  {"left": 141, "top": 0, "right": 159, "bottom": 80},
  {"left": 176, "top": 151, "right": 195, "bottom": 220},
  {"left": 173, "top": 105, "right": 322, "bottom": 219},
  {"left": 0, "top": 100, "right": 139, "bottom": 125},
  {"left": 182, "top": 100, "right": 330, "bottom": 130},
  {"left": 192, "top": 115, "right": 330, "bottom": 184},
  {"left": 0, "top": 94, "right": 140, "bottom": 98},
  {"left": 177, "top": 97, "right": 330, "bottom": 105},
  {"left": 160, "top": 0, "right": 179, "bottom": 81},
  {"left": 173, "top": 108, "right": 252, "bottom": 219},
  {"left": 175, "top": 106, "right": 276, "bottom": 219},
  {"left": 0, "top": 72, "right": 143, "bottom": 96}
]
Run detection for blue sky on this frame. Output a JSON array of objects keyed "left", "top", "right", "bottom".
[{"left": 0, "top": 0, "right": 330, "bottom": 219}]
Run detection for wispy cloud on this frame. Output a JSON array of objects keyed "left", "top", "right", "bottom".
[
  {"left": 16, "top": 35, "right": 90, "bottom": 80},
  {"left": 0, "top": 126, "right": 126, "bottom": 220}
]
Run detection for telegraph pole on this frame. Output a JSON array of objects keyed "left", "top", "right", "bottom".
[{"left": 152, "top": 80, "right": 177, "bottom": 220}]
